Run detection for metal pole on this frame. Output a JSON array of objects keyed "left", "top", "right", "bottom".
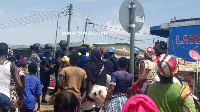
[
  {"left": 67, "top": 4, "right": 73, "bottom": 54},
  {"left": 54, "top": 14, "right": 60, "bottom": 57},
  {"left": 196, "top": 60, "right": 199, "bottom": 95},
  {"left": 83, "top": 18, "right": 89, "bottom": 44},
  {"left": 129, "top": 2, "right": 136, "bottom": 82}
]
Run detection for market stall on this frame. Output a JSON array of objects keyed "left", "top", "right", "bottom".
[{"left": 178, "top": 62, "right": 200, "bottom": 95}]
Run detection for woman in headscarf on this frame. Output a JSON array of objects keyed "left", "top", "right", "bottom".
[
  {"left": 139, "top": 47, "right": 157, "bottom": 94},
  {"left": 146, "top": 54, "right": 196, "bottom": 112},
  {"left": 122, "top": 94, "right": 159, "bottom": 112},
  {"left": 81, "top": 48, "right": 107, "bottom": 112}
]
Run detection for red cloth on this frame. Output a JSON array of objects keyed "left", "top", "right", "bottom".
[
  {"left": 132, "top": 83, "right": 140, "bottom": 92},
  {"left": 122, "top": 94, "right": 159, "bottom": 112}
]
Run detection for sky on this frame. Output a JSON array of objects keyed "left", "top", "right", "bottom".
[{"left": 0, "top": 0, "right": 200, "bottom": 49}]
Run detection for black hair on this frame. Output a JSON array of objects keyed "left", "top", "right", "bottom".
[
  {"left": 28, "top": 63, "right": 37, "bottom": 74},
  {"left": 54, "top": 91, "right": 78, "bottom": 112},
  {"left": 103, "top": 52, "right": 110, "bottom": 59},
  {"left": 69, "top": 52, "right": 80, "bottom": 66},
  {"left": 157, "top": 72, "right": 173, "bottom": 83},
  {"left": 154, "top": 47, "right": 165, "bottom": 56},
  {"left": 118, "top": 57, "right": 129, "bottom": 68},
  {"left": 0, "top": 42, "right": 8, "bottom": 56}
]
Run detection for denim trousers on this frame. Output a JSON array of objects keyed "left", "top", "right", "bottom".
[{"left": 0, "top": 93, "right": 10, "bottom": 112}]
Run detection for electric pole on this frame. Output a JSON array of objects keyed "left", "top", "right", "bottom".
[
  {"left": 67, "top": 4, "right": 73, "bottom": 54},
  {"left": 83, "top": 18, "right": 89, "bottom": 44}
]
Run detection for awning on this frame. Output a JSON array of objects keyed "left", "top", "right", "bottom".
[{"left": 150, "top": 25, "right": 169, "bottom": 38}]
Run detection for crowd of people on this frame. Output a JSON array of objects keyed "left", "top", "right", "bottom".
[{"left": 0, "top": 40, "right": 198, "bottom": 112}]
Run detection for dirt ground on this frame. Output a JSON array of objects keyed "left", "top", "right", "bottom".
[{"left": 33, "top": 95, "right": 54, "bottom": 112}]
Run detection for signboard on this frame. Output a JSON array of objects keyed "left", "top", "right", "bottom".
[
  {"left": 168, "top": 25, "right": 200, "bottom": 61},
  {"left": 119, "top": 0, "right": 145, "bottom": 33}
]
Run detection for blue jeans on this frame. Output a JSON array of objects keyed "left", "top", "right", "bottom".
[{"left": 0, "top": 93, "right": 10, "bottom": 112}]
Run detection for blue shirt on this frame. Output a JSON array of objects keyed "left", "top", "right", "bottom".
[
  {"left": 110, "top": 71, "right": 133, "bottom": 95},
  {"left": 102, "top": 60, "right": 114, "bottom": 75},
  {"left": 78, "top": 55, "right": 89, "bottom": 69},
  {"left": 22, "top": 75, "right": 42, "bottom": 109}
]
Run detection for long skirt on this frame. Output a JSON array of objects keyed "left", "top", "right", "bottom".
[{"left": 104, "top": 96, "right": 127, "bottom": 112}]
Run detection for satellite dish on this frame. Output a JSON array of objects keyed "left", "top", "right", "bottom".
[{"left": 189, "top": 50, "right": 200, "bottom": 61}]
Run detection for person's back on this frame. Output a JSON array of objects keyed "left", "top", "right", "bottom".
[
  {"left": 146, "top": 54, "right": 196, "bottom": 112},
  {"left": 102, "top": 52, "right": 114, "bottom": 75},
  {"left": 147, "top": 83, "right": 182, "bottom": 112},
  {"left": 0, "top": 60, "right": 12, "bottom": 98},
  {"left": 21, "top": 63, "right": 41, "bottom": 112},
  {"left": 78, "top": 55, "right": 88, "bottom": 69},
  {"left": 0, "top": 42, "right": 23, "bottom": 112},
  {"left": 112, "top": 71, "right": 132, "bottom": 95},
  {"left": 23, "top": 75, "right": 41, "bottom": 109},
  {"left": 101, "top": 57, "right": 132, "bottom": 112},
  {"left": 59, "top": 66, "right": 86, "bottom": 99}
]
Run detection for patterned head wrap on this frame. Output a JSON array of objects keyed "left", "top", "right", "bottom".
[
  {"left": 145, "top": 47, "right": 156, "bottom": 55},
  {"left": 144, "top": 47, "right": 156, "bottom": 59},
  {"left": 156, "top": 54, "right": 179, "bottom": 77}
]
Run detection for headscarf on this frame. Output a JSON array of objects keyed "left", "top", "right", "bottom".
[
  {"left": 16, "top": 57, "right": 27, "bottom": 68},
  {"left": 90, "top": 48, "right": 102, "bottom": 64},
  {"left": 144, "top": 47, "right": 156, "bottom": 60},
  {"left": 122, "top": 94, "right": 159, "bottom": 112},
  {"left": 86, "top": 48, "right": 104, "bottom": 78},
  {"left": 156, "top": 54, "right": 179, "bottom": 77}
]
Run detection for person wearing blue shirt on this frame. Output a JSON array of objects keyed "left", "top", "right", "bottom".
[
  {"left": 102, "top": 52, "right": 114, "bottom": 75},
  {"left": 20, "top": 63, "right": 42, "bottom": 112},
  {"left": 101, "top": 57, "right": 133, "bottom": 112}
]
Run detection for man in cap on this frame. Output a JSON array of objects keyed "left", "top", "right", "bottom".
[
  {"left": 40, "top": 43, "right": 54, "bottom": 103},
  {"left": 29, "top": 43, "right": 41, "bottom": 79},
  {"left": 106, "top": 47, "right": 118, "bottom": 72}
]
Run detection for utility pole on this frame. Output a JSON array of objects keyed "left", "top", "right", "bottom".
[
  {"left": 67, "top": 4, "right": 73, "bottom": 54},
  {"left": 54, "top": 14, "right": 60, "bottom": 57},
  {"left": 54, "top": 11, "right": 66, "bottom": 57},
  {"left": 83, "top": 18, "right": 89, "bottom": 44}
]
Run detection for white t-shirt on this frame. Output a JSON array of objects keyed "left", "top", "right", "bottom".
[{"left": 0, "top": 60, "right": 12, "bottom": 98}]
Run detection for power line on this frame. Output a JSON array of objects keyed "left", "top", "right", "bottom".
[
  {"left": 88, "top": 26, "right": 154, "bottom": 48},
  {"left": 73, "top": 15, "right": 124, "bottom": 30},
  {"left": 88, "top": 26, "right": 128, "bottom": 42},
  {"left": 0, "top": 7, "right": 68, "bottom": 29},
  {"left": 92, "top": 23, "right": 156, "bottom": 41},
  {"left": 73, "top": 12, "right": 119, "bottom": 26},
  {"left": 73, "top": 6, "right": 119, "bottom": 23},
  {"left": 73, "top": 7, "right": 120, "bottom": 25}
]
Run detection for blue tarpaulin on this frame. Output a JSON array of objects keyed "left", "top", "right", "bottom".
[{"left": 168, "top": 25, "right": 200, "bottom": 61}]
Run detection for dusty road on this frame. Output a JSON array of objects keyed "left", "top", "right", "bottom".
[{"left": 33, "top": 95, "right": 54, "bottom": 112}]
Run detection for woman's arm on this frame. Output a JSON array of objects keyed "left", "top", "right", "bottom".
[
  {"left": 132, "top": 62, "right": 149, "bottom": 93},
  {"left": 181, "top": 86, "right": 196, "bottom": 112},
  {"left": 11, "top": 62, "right": 23, "bottom": 107},
  {"left": 86, "top": 80, "right": 95, "bottom": 102}
]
